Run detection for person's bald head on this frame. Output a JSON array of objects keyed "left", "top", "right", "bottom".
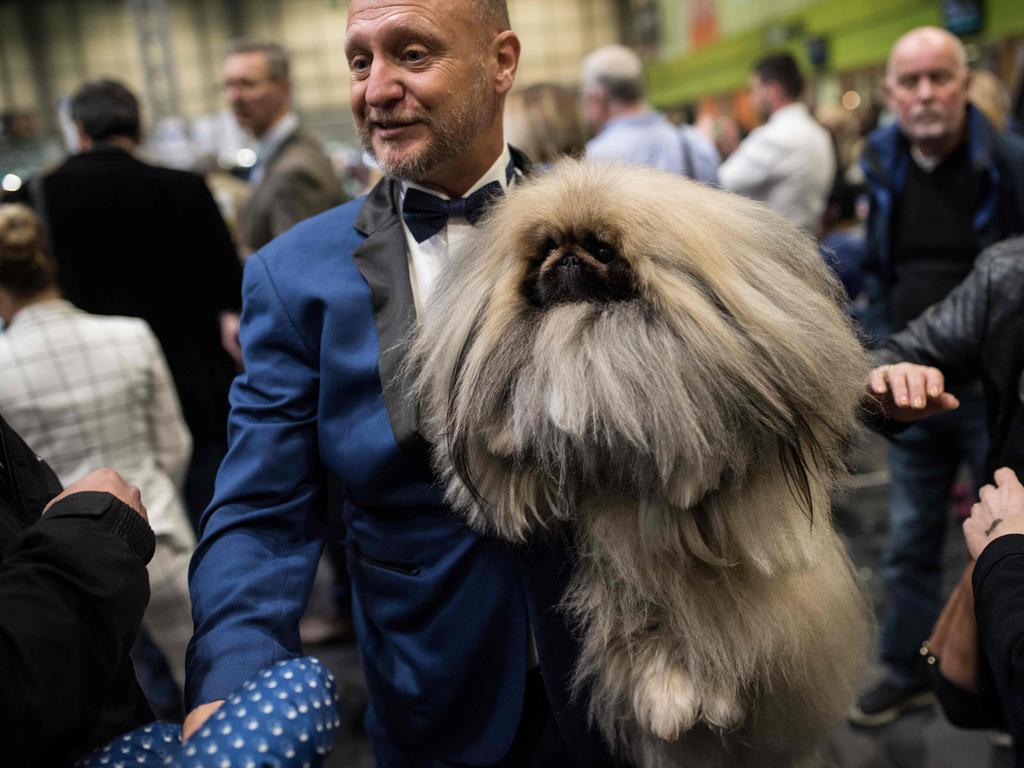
[
  {"left": 885, "top": 26, "right": 971, "bottom": 159},
  {"left": 886, "top": 26, "right": 967, "bottom": 79}
]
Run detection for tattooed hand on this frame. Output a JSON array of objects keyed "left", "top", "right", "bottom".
[{"left": 964, "top": 468, "right": 1024, "bottom": 560}]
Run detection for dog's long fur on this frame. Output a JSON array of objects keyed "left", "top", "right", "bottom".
[{"left": 410, "top": 161, "right": 872, "bottom": 767}]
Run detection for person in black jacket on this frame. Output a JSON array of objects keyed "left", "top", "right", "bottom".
[
  {"left": 4, "top": 79, "right": 243, "bottom": 526},
  {"left": 0, "top": 414, "right": 155, "bottom": 767},
  {"left": 962, "top": 468, "right": 1024, "bottom": 764},
  {"left": 869, "top": 234, "right": 1024, "bottom": 477}
]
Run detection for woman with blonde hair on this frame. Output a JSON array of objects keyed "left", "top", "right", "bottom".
[
  {"left": 0, "top": 203, "right": 196, "bottom": 696},
  {"left": 504, "top": 82, "right": 587, "bottom": 166}
]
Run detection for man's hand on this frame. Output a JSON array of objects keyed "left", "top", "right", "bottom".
[
  {"left": 868, "top": 362, "right": 960, "bottom": 422},
  {"left": 964, "top": 468, "right": 1024, "bottom": 560},
  {"left": 182, "top": 700, "right": 226, "bottom": 741},
  {"left": 43, "top": 468, "right": 148, "bottom": 522},
  {"left": 220, "top": 311, "right": 243, "bottom": 370}
]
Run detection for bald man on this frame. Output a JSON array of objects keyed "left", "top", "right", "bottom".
[
  {"left": 183, "top": 1, "right": 616, "bottom": 764},
  {"left": 850, "top": 26, "right": 1024, "bottom": 727}
]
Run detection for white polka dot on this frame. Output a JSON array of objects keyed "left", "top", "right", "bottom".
[
  {"left": 298, "top": 703, "right": 309, "bottom": 714},
  {"left": 312, "top": 699, "right": 321, "bottom": 710},
  {"left": 250, "top": 692, "right": 262, "bottom": 702},
  {"left": 261, "top": 702, "right": 273, "bottom": 714},
  {"left": 246, "top": 719, "right": 259, "bottom": 731},
  {"left": 256, "top": 741, "right": 269, "bottom": 754},
  {"left": 271, "top": 723, "right": 284, "bottom": 737},
  {"left": 286, "top": 708, "right": 298, "bottom": 720},
  {"left": 184, "top": 745, "right": 197, "bottom": 757},
  {"left": 284, "top": 745, "right": 295, "bottom": 759},
  {"left": 283, "top": 670, "right": 294, "bottom": 679},
  {"left": 277, "top": 691, "right": 288, "bottom": 700},
  {"left": 299, "top": 731, "right": 309, "bottom": 742},
  {"left": 206, "top": 743, "right": 218, "bottom": 754},
  {"left": 220, "top": 724, "right": 232, "bottom": 735},
  {"left": 307, "top": 678, "right": 318, "bottom": 688},
  {"left": 267, "top": 680, "right": 277, "bottom": 689},
  {"left": 235, "top": 706, "right": 247, "bottom": 718},
  {"left": 230, "top": 695, "right": 242, "bottom": 705},
  {"left": 232, "top": 736, "right": 245, "bottom": 749}
]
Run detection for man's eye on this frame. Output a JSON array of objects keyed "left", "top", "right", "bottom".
[
  {"left": 350, "top": 56, "right": 370, "bottom": 72},
  {"left": 404, "top": 49, "right": 427, "bottom": 63}
]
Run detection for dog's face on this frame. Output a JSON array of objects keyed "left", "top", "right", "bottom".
[{"left": 411, "top": 160, "right": 868, "bottom": 550}]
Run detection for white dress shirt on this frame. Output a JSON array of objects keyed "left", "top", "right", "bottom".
[
  {"left": 719, "top": 103, "right": 835, "bottom": 231},
  {"left": 401, "top": 144, "right": 514, "bottom": 312},
  {"left": 0, "top": 300, "right": 192, "bottom": 538}
]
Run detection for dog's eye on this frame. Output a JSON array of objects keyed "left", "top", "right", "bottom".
[
  {"left": 586, "top": 236, "right": 617, "bottom": 264},
  {"left": 538, "top": 238, "right": 558, "bottom": 259}
]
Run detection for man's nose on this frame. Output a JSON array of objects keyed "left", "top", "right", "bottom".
[
  {"left": 364, "top": 60, "right": 404, "bottom": 108},
  {"left": 916, "top": 76, "right": 935, "bottom": 100}
]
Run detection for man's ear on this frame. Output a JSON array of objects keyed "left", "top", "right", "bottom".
[
  {"left": 74, "top": 120, "right": 92, "bottom": 152},
  {"left": 492, "top": 31, "right": 520, "bottom": 96}
]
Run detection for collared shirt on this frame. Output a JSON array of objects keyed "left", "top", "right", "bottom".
[
  {"left": 0, "top": 299, "right": 192, "bottom": 538},
  {"left": 400, "top": 143, "right": 514, "bottom": 311},
  {"left": 250, "top": 112, "right": 300, "bottom": 185},
  {"left": 719, "top": 103, "right": 835, "bottom": 231},
  {"left": 585, "top": 109, "right": 686, "bottom": 173}
]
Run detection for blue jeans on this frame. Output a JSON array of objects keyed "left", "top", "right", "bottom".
[{"left": 880, "top": 384, "right": 988, "bottom": 686}]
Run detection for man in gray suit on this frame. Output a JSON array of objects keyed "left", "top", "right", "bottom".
[{"left": 223, "top": 40, "right": 345, "bottom": 256}]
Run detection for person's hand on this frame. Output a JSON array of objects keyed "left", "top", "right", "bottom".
[
  {"left": 963, "top": 468, "right": 1024, "bottom": 560},
  {"left": 182, "top": 700, "right": 226, "bottom": 742},
  {"left": 42, "top": 468, "right": 148, "bottom": 522},
  {"left": 867, "top": 362, "right": 960, "bottom": 422},
  {"left": 219, "top": 311, "right": 243, "bottom": 370}
]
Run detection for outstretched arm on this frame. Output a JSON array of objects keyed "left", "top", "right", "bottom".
[{"left": 184, "top": 250, "right": 326, "bottom": 732}]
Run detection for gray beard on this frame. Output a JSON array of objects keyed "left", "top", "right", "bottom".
[{"left": 358, "top": 77, "right": 493, "bottom": 182}]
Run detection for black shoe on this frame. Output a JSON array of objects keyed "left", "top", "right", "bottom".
[{"left": 848, "top": 679, "right": 935, "bottom": 727}]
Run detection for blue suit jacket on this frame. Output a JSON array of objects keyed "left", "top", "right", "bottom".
[{"left": 186, "top": 166, "right": 614, "bottom": 766}]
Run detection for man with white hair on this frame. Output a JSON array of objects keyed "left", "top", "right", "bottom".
[
  {"left": 850, "top": 25, "right": 1024, "bottom": 728},
  {"left": 582, "top": 44, "right": 719, "bottom": 183}
]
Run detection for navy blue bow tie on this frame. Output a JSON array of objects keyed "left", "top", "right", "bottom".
[{"left": 402, "top": 181, "right": 504, "bottom": 243}]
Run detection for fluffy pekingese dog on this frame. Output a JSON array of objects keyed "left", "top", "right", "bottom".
[{"left": 410, "top": 161, "right": 872, "bottom": 767}]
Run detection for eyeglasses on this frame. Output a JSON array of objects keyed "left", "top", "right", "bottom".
[{"left": 220, "top": 77, "right": 275, "bottom": 94}]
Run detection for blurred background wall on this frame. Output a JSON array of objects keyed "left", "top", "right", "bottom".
[{"left": 1, "top": 0, "right": 1022, "bottom": 190}]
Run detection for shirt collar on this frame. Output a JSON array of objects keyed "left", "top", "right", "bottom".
[
  {"left": 7, "top": 298, "right": 77, "bottom": 330},
  {"left": 402, "top": 143, "right": 513, "bottom": 201},
  {"left": 253, "top": 112, "right": 299, "bottom": 163}
]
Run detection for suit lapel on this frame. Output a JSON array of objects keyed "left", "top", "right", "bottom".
[
  {"left": 352, "top": 178, "right": 423, "bottom": 453},
  {"left": 350, "top": 149, "right": 533, "bottom": 455}
]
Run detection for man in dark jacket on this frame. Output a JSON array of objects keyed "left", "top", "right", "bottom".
[
  {"left": 6, "top": 80, "right": 244, "bottom": 525},
  {"left": 852, "top": 26, "right": 1024, "bottom": 726},
  {"left": 0, "top": 414, "right": 155, "bottom": 767},
  {"left": 223, "top": 40, "right": 346, "bottom": 256}
]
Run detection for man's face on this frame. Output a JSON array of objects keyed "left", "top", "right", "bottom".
[
  {"left": 886, "top": 34, "right": 968, "bottom": 148},
  {"left": 223, "top": 51, "right": 289, "bottom": 137},
  {"left": 748, "top": 75, "right": 772, "bottom": 122},
  {"left": 345, "top": 0, "right": 500, "bottom": 184}
]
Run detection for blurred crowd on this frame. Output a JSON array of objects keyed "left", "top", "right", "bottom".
[{"left": 2, "top": 9, "right": 1024, "bottom": 767}]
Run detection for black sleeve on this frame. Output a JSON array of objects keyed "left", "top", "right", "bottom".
[
  {"left": 873, "top": 256, "right": 990, "bottom": 383},
  {"left": 191, "top": 174, "right": 244, "bottom": 314},
  {"left": 0, "top": 491, "right": 154, "bottom": 761},
  {"left": 974, "top": 534, "right": 1024, "bottom": 743}
]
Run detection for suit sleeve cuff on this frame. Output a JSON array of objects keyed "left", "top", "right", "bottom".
[{"left": 45, "top": 491, "right": 156, "bottom": 564}]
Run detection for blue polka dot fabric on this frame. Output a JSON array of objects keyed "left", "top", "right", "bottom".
[{"left": 77, "top": 656, "right": 339, "bottom": 768}]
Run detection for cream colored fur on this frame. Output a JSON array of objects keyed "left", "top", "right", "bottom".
[{"left": 409, "top": 160, "right": 872, "bottom": 767}]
